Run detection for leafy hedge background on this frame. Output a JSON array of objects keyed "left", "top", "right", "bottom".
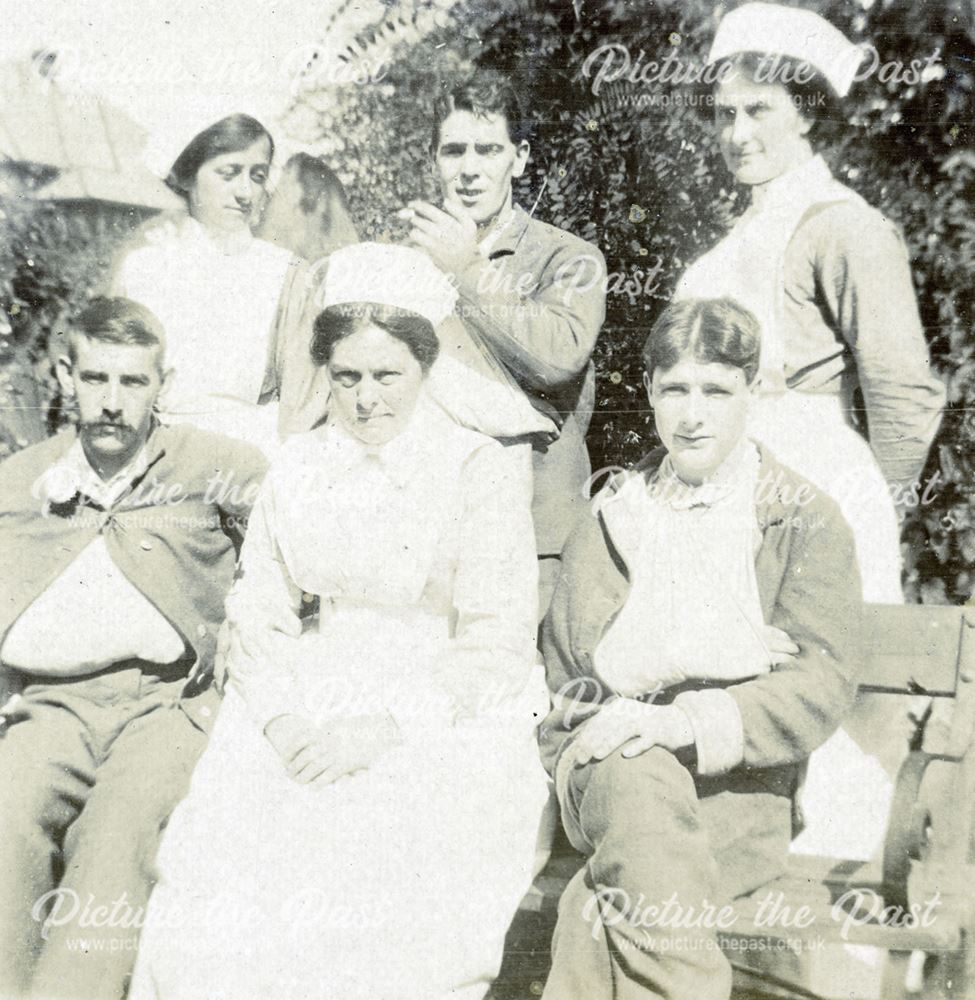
[{"left": 2, "top": 0, "right": 973, "bottom": 603}]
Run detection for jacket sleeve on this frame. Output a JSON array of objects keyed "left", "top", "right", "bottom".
[
  {"left": 538, "top": 505, "right": 625, "bottom": 776},
  {"left": 210, "top": 437, "right": 270, "bottom": 522},
  {"left": 677, "top": 495, "right": 863, "bottom": 774},
  {"left": 813, "top": 205, "right": 945, "bottom": 490},
  {"left": 454, "top": 240, "right": 606, "bottom": 390}
]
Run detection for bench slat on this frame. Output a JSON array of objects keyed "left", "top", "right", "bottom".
[
  {"left": 859, "top": 604, "right": 965, "bottom": 695},
  {"left": 720, "top": 911, "right": 962, "bottom": 951}
]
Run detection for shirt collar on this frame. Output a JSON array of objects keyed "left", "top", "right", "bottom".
[
  {"left": 749, "top": 154, "right": 832, "bottom": 214},
  {"left": 652, "top": 437, "right": 760, "bottom": 510},
  {"left": 480, "top": 203, "right": 532, "bottom": 258},
  {"left": 43, "top": 425, "right": 161, "bottom": 509}
]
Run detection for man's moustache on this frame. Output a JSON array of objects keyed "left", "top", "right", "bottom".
[{"left": 82, "top": 421, "right": 134, "bottom": 435}]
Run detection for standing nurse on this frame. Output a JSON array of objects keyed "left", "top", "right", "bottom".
[
  {"left": 679, "top": 2, "right": 945, "bottom": 602},
  {"left": 113, "top": 104, "right": 296, "bottom": 456},
  {"left": 677, "top": 3, "right": 945, "bottom": 858}
]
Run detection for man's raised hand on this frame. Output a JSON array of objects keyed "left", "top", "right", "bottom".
[{"left": 400, "top": 200, "right": 478, "bottom": 276}]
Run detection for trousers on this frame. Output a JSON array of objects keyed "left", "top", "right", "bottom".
[
  {"left": 0, "top": 663, "right": 210, "bottom": 1000},
  {"left": 543, "top": 746, "right": 792, "bottom": 1000}
]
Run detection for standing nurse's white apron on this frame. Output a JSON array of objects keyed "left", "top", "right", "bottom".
[{"left": 676, "top": 155, "right": 901, "bottom": 860}]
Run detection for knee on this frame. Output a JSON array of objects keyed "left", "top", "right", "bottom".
[
  {"left": 67, "top": 789, "right": 170, "bottom": 867},
  {"left": 571, "top": 751, "right": 723, "bottom": 910},
  {"left": 65, "top": 759, "right": 197, "bottom": 873},
  {"left": 576, "top": 747, "right": 699, "bottom": 840}
]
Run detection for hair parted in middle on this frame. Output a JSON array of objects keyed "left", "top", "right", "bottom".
[
  {"left": 432, "top": 67, "right": 532, "bottom": 149},
  {"left": 311, "top": 303, "right": 441, "bottom": 374},
  {"left": 642, "top": 297, "right": 762, "bottom": 385}
]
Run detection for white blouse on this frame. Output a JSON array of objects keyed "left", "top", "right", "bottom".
[
  {"left": 115, "top": 216, "right": 295, "bottom": 422},
  {"left": 224, "top": 395, "right": 542, "bottom": 733}
]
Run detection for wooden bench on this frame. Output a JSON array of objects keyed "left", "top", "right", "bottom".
[{"left": 505, "top": 604, "right": 975, "bottom": 1000}]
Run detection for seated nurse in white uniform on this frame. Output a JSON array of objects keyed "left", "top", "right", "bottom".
[
  {"left": 112, "top": 103, "right": 297, "bottom": 457},
  {"left": 128, "top": 244, "right": 551, "bottom": 1000}
]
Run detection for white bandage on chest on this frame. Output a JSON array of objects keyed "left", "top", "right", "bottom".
[
  {"left": 2, "top": 536, "right": 185, "bottom": 676},
  {"left": 593, "top": 444, "right": 770, "bottom": 698}
]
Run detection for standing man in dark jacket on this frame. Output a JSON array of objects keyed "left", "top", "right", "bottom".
[
  {"left": 405, "top": 67, "right": 606, "bottom": 615},
  {"left": 0, "top": 297, "right": 268, "bottom": 1000}
]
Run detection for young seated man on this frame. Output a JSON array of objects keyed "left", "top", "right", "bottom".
[
  {"left": 538, "top": 297, "right": 863, "bottom": 999},
  {"left": 0, "top": 297, "right": 268, "bottom": 1000}
]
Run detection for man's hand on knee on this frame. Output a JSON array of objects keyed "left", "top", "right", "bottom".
[{"left": 571, "top": 698, "right": 694, "bottom": 766}]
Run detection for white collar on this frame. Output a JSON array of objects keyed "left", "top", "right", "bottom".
[
  {"left": 43, "top": 436, "right": 152, "bottom": 509},
  {"left": 652, "top": 438, "right": 760, "bottom": 510},
  {"left": 180, "top": 215, "right": 257, "bottom": 257},
  {"left": 749, "top": 154, "right": 833, "bottom": 214},
  {"left": 323, "top": 394, "right": 452, "bottom": 490},
  {"left": 477, "top": 200, "right": 517, "bottom": 258}
]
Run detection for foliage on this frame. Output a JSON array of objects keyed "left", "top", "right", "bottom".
[
  {"left": 0, "top": 181, "right": 152, "bottom": 455},
  {"left": 290, "top": 0, "right": 975, "bottom": 603},
  {"left": 1, "top": 0, "right": 973, "bottom": 602}
]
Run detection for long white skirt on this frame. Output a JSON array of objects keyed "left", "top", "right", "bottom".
[
  {"left": 130, "top": 613, "right": 550, "bottom": 1000},
  {"left": 748, "top": 392, "right": 903, "bottom": 861},
  {"left": 749, "top": 391, "right": 903, "bottom": 604}
]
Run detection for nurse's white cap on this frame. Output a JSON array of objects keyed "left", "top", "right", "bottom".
[
  {"left": 143, "top": 97, "right": 274, "bottom": 179},
  {"left": 708, "top": 2, "right": 864, "bottom": 98},
  {"left": 319, "top": 243, "right": 458, "bottom": 328}
]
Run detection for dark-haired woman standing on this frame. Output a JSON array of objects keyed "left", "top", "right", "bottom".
[
  {"left": 677, "top": 4, "right": 945, "bottom": 862},
  {"left": 113, "top": 107, "right": 296, "bottom": 455}
]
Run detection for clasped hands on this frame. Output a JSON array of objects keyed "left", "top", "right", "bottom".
[
  {"left": 217, "top": 611, "right": 402, "bottom": 786},
  {"left": 571, "top": 625, "right": 799, "bottom": 767},
  {"left": 265, "top": 711, "right": 402, "bottom": 787}
]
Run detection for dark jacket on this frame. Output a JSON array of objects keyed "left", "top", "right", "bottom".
[
  {"left": 0, "top": 422, "right": 267, "bottom": 723},
  {"left": 539, "top": 444, "right": 863, "bottom": 804},
  {"left": 454, "top": 205, "right": 607, "bottom": 556}
]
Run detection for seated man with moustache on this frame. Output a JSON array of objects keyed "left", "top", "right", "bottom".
[{"left": 0, "top": 297, "right": 269, "bottom": 1000}]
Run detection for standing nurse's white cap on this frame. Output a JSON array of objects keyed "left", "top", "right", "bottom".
[
  {"left": 319, "top": 243, "right": 458, "bottom": 327},
  {"left": 707, "top": 2, "right": 864, "bottom": 98},
  {"left": 143, "top": 96, "right": 273, "bottom": 179}
]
